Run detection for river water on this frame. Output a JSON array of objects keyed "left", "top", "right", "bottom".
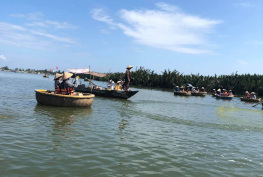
[{"left": 1, "top": 72, "right": 263, "bottom": 176}]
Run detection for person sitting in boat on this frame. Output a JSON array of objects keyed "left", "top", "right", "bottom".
[
  {"left": 175, "top": 86, "right": 180, "bottom": 92},
  {"left": 250, "top": 92, "right": 256, "bottom": 99},
  {"left": 54, "top": 73, "right": 63, "bottom": 91},
  {"left": 111, "top": 81, "right": 115, "bottom": 90},
  {"left": 115, "top": 81, "right": 122, "bottom": 91},
  {"left": 200, "top": 87, "right": 205, "bottom": 92},
  {"left": 107, "top": 80, "right": 112, "bottom": 89},
  {"left": 228, "top": 90, "right": 233, "bottom": 96},
  {"left": 60, "top": 72, "right": 79, "bottom": 95},
  {"left": 196, "top": 87, "right": 199, "bottom": 92},
  {"left": 217, "top": 89, "right": 221, "bottom": 96},
  {"left": 186, "top": 86, "right": 191, "bottom": 92},
  {"left": 180, "top": 86, "right": 185, "bottom": 92},
  {"left": 191, "top": 87, "right": 196, "bottom": 93},
  {"left": 222, "top": 89, "right": 228, "bottom": 96},
  {"left": 244, "top": 91, "right": 250, "bottom": 98}
]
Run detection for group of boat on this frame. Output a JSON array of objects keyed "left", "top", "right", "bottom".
[
  {"left": 35, "top": 69, "right": 139, "bottom": 107},
  {"left": 174, "top": 86, "right": 207, "bottom": 97},
  {"left": 174, "top": 86, "right": 262, "bottom": 104},
  {"left": 36, "top": 69, "right": 262, "bottom": 108}
]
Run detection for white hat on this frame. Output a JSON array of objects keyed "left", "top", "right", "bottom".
[
  {"left": 62, "top": 72, "right": 73, "bottom": 80},
  {"left": 54, "top": 73, "right": 62, "bottom": 80}
]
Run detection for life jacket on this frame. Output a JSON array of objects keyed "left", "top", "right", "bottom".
[{"left": 59, "top": 81, "right": 75, "bottom": 95}]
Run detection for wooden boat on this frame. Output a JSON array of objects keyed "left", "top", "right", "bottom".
[
  {"left": 174, "top": 91, "right": 191, "bottom": 96},
  {"left": 191, "top": 91, "right": 207, "bottom": 96},
  {"left": 43, "top": 75, "right": 49, "bottom": 78},
  {"left": 75, "top": 84, "right": 138, "bottom": 99},
  {"left": 35, "top": 89, "right": 95, "bottom": 107},
  {"left": 240, "top": 97, "right": 261, "bottom": 102},
  {"left": 215, "top": 95, "right": 234, "bottom": 100}
]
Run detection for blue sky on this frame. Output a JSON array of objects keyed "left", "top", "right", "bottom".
[{"left": 0, "top": 0, "right": 262, "bottom": 75}]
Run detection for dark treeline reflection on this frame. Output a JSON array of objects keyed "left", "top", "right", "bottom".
[{"left": 89, "top": 67, "right": 263, "bottom": 96}]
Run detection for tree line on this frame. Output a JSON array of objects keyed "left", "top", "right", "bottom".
[{"left": 94, "top": 66, "right": 263, "bottom": 96}]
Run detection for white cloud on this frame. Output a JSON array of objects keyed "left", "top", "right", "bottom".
[
  {"left": 91, "top": 8, "right": 116, "bottom": 29},
  {"left": 11, "top": 12, "right": 44, "bottom": 21},
  {"left": 11, "top": 12, "right": 78, "bottom": 29},
  {"left": 0, "top": 55, "right": 7, "bottom": 60},
  {"left": 91, "top": 3, "right": 222, "bottom": 54},
  {"left": 26, "top": 20, "right": 78, "bottom": 29},
  {"left": 0, "top": 22, "right": 76, "bottom": 50},
  {"left": 235, "top": 2, "right": 254, "bottom": 8},
  {"left": 237, "top": 59, "right": 248, "bottom": 66}
]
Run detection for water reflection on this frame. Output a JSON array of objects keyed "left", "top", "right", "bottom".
[{"left": 34, "top": 104, "right": 92, "bottom": 146}]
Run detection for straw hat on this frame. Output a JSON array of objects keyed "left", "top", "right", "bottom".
[
  {"left": 180, "top": 86, "right": 184, "bottom": 89},
  {"left": 201, "top": 87, "right": 204, "bottom": 89},
  {"left": 54, "top": 73, "right": 62, "bottom": 80},
  {"left": 213, "top": 89, "right": 215, "bottom": 90},
  {"left": 251, "top": 92, "right": 255, "bottom": 94},
  {"left": 62, "top": 72, "right": 73, "bottom": 80},
  {"left": 117, "top": 81, "right": 121, "bottom": 84},
  {"left": 126, "top": 65, "right": 133, "bottom": 69},
  {"left": 217, "top": 89, "right": 221, "bottom": 92},
  {"left": 229, "top": 90, "right": 232, "bottom": 92},
  {"left": 245, "top": 91, "right": 249, "bottom": 93}
]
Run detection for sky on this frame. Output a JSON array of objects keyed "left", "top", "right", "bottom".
[{"left": 0, "top": 0, "right": 262, "bottom": 75}]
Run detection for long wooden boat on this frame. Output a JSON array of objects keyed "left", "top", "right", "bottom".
[
  {"left": 35, "top": 89, "right": 95, "bottom": 107},
  {"left": 174, "top": 91, "right": 191, "bottom": 96},
  {"left": 215, "top": 95, "right": 234, "bottom": 100},
  {"left": 191, "top": 91, "right": 207, "bottom": 96},
  {"left": 240, "top": 97, "right": 261, "bottom": 102},
  {"left": 75, "top": 84, "right": 138, "bottom": 99}
]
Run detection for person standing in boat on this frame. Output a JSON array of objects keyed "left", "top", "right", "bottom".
[
  {"left": 124, "top": 65, "right": 133, "bottom": 91},
  {"left": 54, "top": 73, "right": 63, "bottom": 89},
  {"left": 60, "top": 72, "right": 79, "bottom": 94}
]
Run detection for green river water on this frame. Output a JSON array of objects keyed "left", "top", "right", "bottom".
[{"left": 1, "top": 71, "right": 263, "bottom": 177}]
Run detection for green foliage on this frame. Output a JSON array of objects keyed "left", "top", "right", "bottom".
[{"left": 100, "top": 67, "right": 263, "bottom": 96}]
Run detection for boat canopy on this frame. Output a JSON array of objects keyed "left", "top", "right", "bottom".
[
  {"left": 67, "top": 68, "right": 107, "bottom": 77},
  {"left": 67, "top": 68, "right": 90, "bottom": 74},
  {"left": 84, "top": 71, "right": 107, "bottom": 78}
]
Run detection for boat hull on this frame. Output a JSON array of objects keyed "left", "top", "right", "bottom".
[
  {"left": 240, "top": 97, "right": 261, "bottom": 102},
  {"left": 215, "top": 95, "right": 234, "bottom": 100},
  {"left": 75, "top": 85, "right": 138, "bottom": 99},
  {"left": 35, "top": 89, "right": 95, "bottom": 107},
  {"left": 174, "top": 91, "right": 191, "bottom": 96},
  {"left": 191, "top": 92, "right": 207, "bottom": 96}
]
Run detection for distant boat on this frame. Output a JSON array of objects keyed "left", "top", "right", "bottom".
[
  {"left": 191, "top": 91, "right": 207, "bottom": 96},
  {"left": 215, "top": 95, "right": 234, "bottom": 100},
  {"left": 174, "top": 91, "right": 191, "bottom": 96},
  {"left": 43, "top": 74, "right": 49, "bottom": 78},
  {"left": 240, "top": 97, "right": 261, "bottom": 102},
  {"left": 35, "top": 89, "right": 95, "bottom": 107}
]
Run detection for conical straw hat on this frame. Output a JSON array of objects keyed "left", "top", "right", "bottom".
[
  {"left": 126, "top": 65, "right": 133, "bottom": 69},
  {"left": 54, "top": 73, "right": 63, "bottom": 80},
  {"left": 62, "top": 72, "right": 73, "bottom": 80}
]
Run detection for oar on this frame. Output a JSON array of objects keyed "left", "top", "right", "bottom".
[{"left": 253, "top": 100, "right": 262, "bottom": 107}]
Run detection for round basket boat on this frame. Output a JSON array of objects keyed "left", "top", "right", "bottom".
[
  {"left": 240, "top": 97, "right": 261, "bottom": 103},
  {"left": 35, "top": 89, "right": 95, "bottom": 107},
  {"left": 191, "top": 91, "right": 207, "bottom": 96}
]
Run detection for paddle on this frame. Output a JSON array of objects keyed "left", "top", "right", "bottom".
[{"left": 253, "top": 100, "right": 261, "bottom": 107}]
